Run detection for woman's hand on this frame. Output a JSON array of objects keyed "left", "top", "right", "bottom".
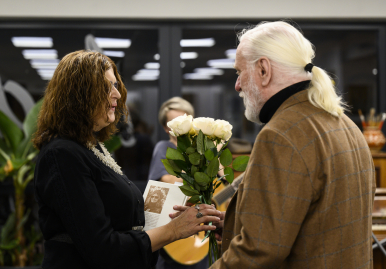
[{"left": 168, "top": 204, "right": 221, "bottom": 240}]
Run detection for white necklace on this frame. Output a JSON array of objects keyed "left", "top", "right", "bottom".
[{"left": 87, "top": 141, "right": 123, "bottom": 175}]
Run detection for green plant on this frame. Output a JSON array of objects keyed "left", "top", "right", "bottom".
[{"left": 0, "top": 99, "right": 43, "bottom": 266}]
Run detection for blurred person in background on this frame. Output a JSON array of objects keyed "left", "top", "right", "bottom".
[
  {"left": 148, "top": 97, "right": 194, "bottom": 184},
  {"left": 148, "top": 97, "right": 209, "bottom": 269},
  {"left": 32, "top": 51, "right": 220, "bottom": 269},
  {"left": 115, "top": 108, "right": 154, "bottom": 183}
]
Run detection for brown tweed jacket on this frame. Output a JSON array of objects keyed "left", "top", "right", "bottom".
[{"left": 211, "top": 90, "right": 376, "bottom": 269}]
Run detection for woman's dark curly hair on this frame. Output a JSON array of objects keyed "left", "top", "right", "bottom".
[{"left": 33, "top": 50, "right": 128, "bottom": 149}]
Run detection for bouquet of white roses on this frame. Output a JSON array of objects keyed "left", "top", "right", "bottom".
[{"left": 162, "top": 114, "right": 249, "bottom": 265}]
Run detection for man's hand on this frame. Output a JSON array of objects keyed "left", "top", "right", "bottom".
[{"left": 214, "top": 211, "right": 225, "bottom": 241}]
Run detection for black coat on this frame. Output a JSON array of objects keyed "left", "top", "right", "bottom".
[{"left": 34, "top": 137, "right": 158, "bottom": 269}]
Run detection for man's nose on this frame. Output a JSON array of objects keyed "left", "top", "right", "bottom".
[{"left": 235, "top": 77, "right": 242, "bottom": 92}]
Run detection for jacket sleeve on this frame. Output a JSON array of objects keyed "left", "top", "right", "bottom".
[
  {"left": 38, "top": 147, "right": 154, "bottom": 269},
  {"left": 211, "top": 128, "right": 314, "bottom": 268}
]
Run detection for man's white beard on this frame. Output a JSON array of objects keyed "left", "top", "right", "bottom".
[{"left": 239, "top": 76, "right": 266, "bottom": 125}]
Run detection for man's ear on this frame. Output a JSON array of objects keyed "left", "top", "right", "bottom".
[{"left": 256, "top": 57, "right": 272, "bottom": 87}]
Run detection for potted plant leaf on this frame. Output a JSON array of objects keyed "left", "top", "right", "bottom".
[{"left": 0, "top": 99, "right": 43, "bottom": 268}]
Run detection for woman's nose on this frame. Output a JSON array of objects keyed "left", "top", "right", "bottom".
[
  {"left": 112, "top": 86, "right": 121, "bottom": 99},
  {"left": 235, "top": 77, "right": 241, "bottom": 92}
]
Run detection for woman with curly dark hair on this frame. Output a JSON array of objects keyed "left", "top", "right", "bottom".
[{"left": 33, "top": 50, "right": 220, "bottom": 269}]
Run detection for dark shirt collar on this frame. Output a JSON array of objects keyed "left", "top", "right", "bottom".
[{"left": 259, "top": 80, "right": 311, "bottom": 124}]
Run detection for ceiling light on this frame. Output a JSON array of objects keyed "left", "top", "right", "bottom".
[
  {"left": 132, "top": 74, "right": 159, "bottom": 81},
  {"left": 30, "top": 59, "right": 59, "bottom": 69},
  {"left": 137, "top": 69, "right": 160, "bottom": 76},
  {"left": 225, "top": 49, "right": 237, "bottom": 59},
  {"left": 180, "top": 52, "right": 198, "bottom": 59},
  {"left": 22, "top": 49, "right": 57, "bottom": 59},
  {"left": 207, "top": 59, "right": 235, "bottom": 69},
  {"left": 12, "top": 37, "right": 53, "bottom": 48},
  {"left": 184, "top": 73, "right": 213, "bottom": 80},
  {"left": 37, "top": 69, "right": 55, "bottom": 75},
  {"left": 180, "top": 38, "right": 215, "bottom": 47},
  {"left": 194, "top": 68, "right": 224, "bottom": 76},
  {"left": 154, "top": 54, "right": 160, "bottom": 60},
  {"left": 103, "top": 50, "right": 125, "bottom": 58},
  {"left": 144, "top": 62, "right": 160, "bottom": 69},
  {"left": 95, "top": 38, "right": 131, "bottom": 48}
]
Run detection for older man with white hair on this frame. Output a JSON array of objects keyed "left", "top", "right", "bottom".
[{"left": 210, "top": 21, "right": 376, "bottom": 268}]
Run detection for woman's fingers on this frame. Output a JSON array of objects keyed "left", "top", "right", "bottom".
[
  {"left": 169, "top": 211, "right": 183, "bottom": 219},
  {"left": 173, "top": 205, "right": 189, "bottom": 211}
]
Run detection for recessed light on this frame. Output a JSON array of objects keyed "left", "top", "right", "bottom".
[
  {"left": 180, "top": 52, "right": 198, "bottom": 59},
  {"left": 22, "top": 49, "right": 57, "bottom": 59},
  {"left": 207, "top": 59, "right": 235, "bottom": 69},
  {"left": 12, "top": 37, "right": 53, "bottom": 48},
  {"left": 144, "top": 62, "right": 160, "bottom": 69},
  {"left": 95, "top": 38, "right": 131, "bottom": 48},
  {"left": 225, "top": 49, "right": 237, "bottom": 59},
  {"left": 194, "top": 68, "right": 224, "bottom": 76},
  {"left": 103, "top": 50, "right": 125, "bottom": 58},
  {"left": 132, "top": 74, "right": 159, "bottom": 81},
  {"left": 137, "top": 69, "right": 160, "bottom": 76},
  {"left": 184, "top": 73, "right": 213, "bottom": 80},
  {"left": 154, "top": 54, "right": 160, "bottom": 60},
  {"left": 30, "top": 59, "right": 59, "bottom": 69},
  {"left": 180, "top": 38, "right": 215, "bottom": 47}
]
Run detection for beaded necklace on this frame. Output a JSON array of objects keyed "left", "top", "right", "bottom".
[{"left": 87, "top": 141, "right": 123, "bottom": 175}]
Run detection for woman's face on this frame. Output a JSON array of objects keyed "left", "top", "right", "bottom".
[{"left": 94, "top": 69, "right": 121, "bottom": 131}]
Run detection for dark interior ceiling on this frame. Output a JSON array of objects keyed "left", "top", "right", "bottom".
[{"left": 0, "top": 25, "right": 378, "bottom": 99}]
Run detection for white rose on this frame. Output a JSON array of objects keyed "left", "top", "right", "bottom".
[
  {"left": 167, "top": 114, "right": 193, "bottom": 136},
  {"left": 193, "top": 117, "right": 216, "bottom": 136},
  {"left": 214, "top": 120, "right": 233, "bottom": 141}
]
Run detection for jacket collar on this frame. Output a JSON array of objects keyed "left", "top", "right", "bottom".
[{"left": 259, "top": 80, "right": 311, "bottom": 124}]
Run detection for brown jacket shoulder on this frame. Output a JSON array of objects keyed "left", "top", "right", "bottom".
[{"left": 211, "top": 90, "right": 375, "bottom": 269}]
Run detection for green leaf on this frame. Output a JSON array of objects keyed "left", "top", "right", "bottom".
[
  {"left": 207, "top": 158, "right": 219, "bottom": 178},
  {"left": 224, "top": 167, "right": 234, "bottom": 183},
  {"left": 173, "top": 160, "right": 190, "bottom": 172},
  {"left": 204, "top": 149, "right": 215, "bottom": 161},
  {"left": 0, "top": 239, "right": 18, "bottom": 251},
  {"left": 168, "top": 160, "right": 182, "bottom": 172},
  {"left": 187, "top": 195, "right": 201, "bottom": 204},
  {"left": 197, "top": 130, "right": 204, "bottom": 155},
  {"left": 186, "top": 147, "right": 196, "bottom": 154},
  {"left": 161, "top": 159, "right": 177, "bottom": 176},
  {"left": 220, "top": 148, "right": 232, "bottom": 167},
  {"left": 15, "top": 136, "right": 32, "bottom": 159},
  {"left": 188, "top": 152, "right": 201, "bottom": 165},
  {"left": 233, "top": 155, "right": 250, "bottom": 171},
  {"left": 194, "top": 172, "right": 211, "bottom": 186},
  {"left": 179, "top": 185, "right": 200, "bottom": 196},
  {"left": 23, "top": 98, "right": 43, "bottom": 139},
  {"left": 194, "top": 181, "right": 201, "bottom": 191},
  {"left": 191, "top": 165, "right": 198, "bottom": 175},
  {"left": 0, "top": 110, "right": 23, "bottom": 153},
  {"left": 0, "top": 212, "right": 16, "bottom": 245},
  {"left": 104, "top": 135, "right": 121, "bottom": 153},
  {"left": 166, "top": 147, "right": 185, "bottom": 161},
  {"left": 177, "top": 134, "right": 191, "bottom": 152},
  {"left": 205, "top": 136, "right": 216, "bottom": 150},
  {"left": 180, "top": 173, "right": 195, "bottom": 185},
  {"left": 214, "top": 181, "right": 222, "bottom": 190}
]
